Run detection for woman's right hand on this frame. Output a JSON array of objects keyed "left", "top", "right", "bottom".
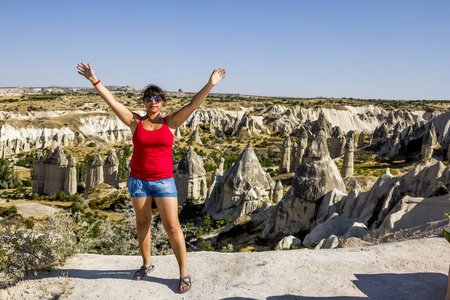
[{"left": 77, "top": 62, "right": 98, "bottom": 84}]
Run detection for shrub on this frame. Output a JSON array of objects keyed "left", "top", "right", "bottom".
[
  {"left": 0, "top": 213, "right": 95, "bottom": 284},
  {"left": 198, "top": 240, "right": 214, "bottom": 251},
  {"left": 359, "top": 154, "right": 371, "bottom": 163},
  {"left": 87, "top": 142, "right": 97, "bottom": 147},
  {"left": 204, "top": 163, "right": 216, "bottom": 172},
  {"left": 0, "top": 206, "right": 18, "bottom": 218}
]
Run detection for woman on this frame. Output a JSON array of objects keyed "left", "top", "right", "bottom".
[{"left": 77, "top": 62, "right": 226, "bottom": 293}]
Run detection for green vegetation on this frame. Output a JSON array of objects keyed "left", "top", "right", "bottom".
[
  {"left": 443, "top": 212, "right": 450, "bottom": 244},
  {"left": 0, "top": 159, "right": 23, "bottom": 189}
]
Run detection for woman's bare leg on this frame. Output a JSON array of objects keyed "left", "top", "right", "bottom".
[
  {"left": 154, "top": 196, "right": 189, "bottom": 291},
  {"left": 132, "top": 196, "right": 153, "bottom": 268}
]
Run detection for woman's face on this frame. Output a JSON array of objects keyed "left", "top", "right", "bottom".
[{"left": 144, "top": 96, "right": 163, "bottom": 114}]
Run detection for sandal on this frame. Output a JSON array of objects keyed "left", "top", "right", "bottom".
[
  {"left": 133, "top": 264, "right": 154, "bottom": 280},
  {"left": 178, "top": 274, "right": 192, "bottom": 293}
]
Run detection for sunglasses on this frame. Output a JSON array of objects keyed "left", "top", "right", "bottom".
[{"left": 144, "top": 96, "right": 162, "bottom": 103}]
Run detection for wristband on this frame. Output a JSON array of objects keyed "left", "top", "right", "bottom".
[{"left": 93, "top": 80, "right": 101, "bottom": 86}]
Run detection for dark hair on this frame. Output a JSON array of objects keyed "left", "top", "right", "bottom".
[{"left": 142, "top": 84, "right": 166, "bottom": 103}]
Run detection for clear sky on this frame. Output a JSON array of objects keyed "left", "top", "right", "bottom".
[{"left": 1, "top": 0, "right": 449, "bottom": 100}]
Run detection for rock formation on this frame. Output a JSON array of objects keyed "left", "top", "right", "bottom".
[
  {"left": 421, "top": 122, "right": 437, "bottom": 159},
  {"left": 341, "top": 131, "right": 355, "bottom": 178},
  {"left": 303, "top": 213, "right": 367, "bottom": 248},
  {"left": 296, "top": 130, "right": 308, "bottom": 165},
  {"left": 174, "top": 146, "right": 207, "bottom": 206},
  {"left": 376, "top": 194, "right": 450, "bottom": 234},
  {"left": 280, "top": 136, "right": 292, "bottom": 174},
  {"left": 203, "top": 144, "right": 275, "bottom": 221},
  {"left": 330, "top": 126, "right": 345, "bottom": 159},
  {"left": 371, "top": 123, "right": 389, "bottom": 145},
  {"left": 86, "top": 153, "right": 104, "bottom": 191},
  {"left": 273, "top": 181, "right": 283, "bottom": 203},
  {"left": 193, "top": 127, "right": 203, "bottom": 144},
  {"left": 263, "top": 131, "right": 346, "bottom": 237},
  {"left": 103, "top": 150, "right": 119, "bottom": 189},
  {"left": 64, "top": 157, "right": 77, "bottom": 195},
  {"left": 275, "top": 235, "right": 302, "bottom": 250},
  {"left": 174, "top": 128, "right": 182, "bottom": 138},
  {"left": 43, "top": 146, "right": 68, "bottom": 195},
  {"left": 32, "top": 151, "right": 45, "bottom": 194}
]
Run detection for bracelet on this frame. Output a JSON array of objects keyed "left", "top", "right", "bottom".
[{"left": 93, "top": 80, "right": 101, "bottom": 86}]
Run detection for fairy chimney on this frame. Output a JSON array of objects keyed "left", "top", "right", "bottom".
[
  {"left": 103, "top": 150, "right": 119, "bottom": 188},
  {"left": 86, "top": 153, "right": 104, "bottom": 191},
  {"left": 64, "top": 157, "right": 77, "bottom": 195}
]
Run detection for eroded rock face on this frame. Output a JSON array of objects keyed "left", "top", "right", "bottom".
[
  {"left": 376, "top": 194, "right": 450, "bottom": 234},
  {"left": 275, "top": 235, "right": 302, "bottom": 250},
  {"left": 193, "top": 127, "right": 203, "bottom": 144},
  {"left": 339, "top": 158, "right": 447, "bottom": 229},
  {"left": 86, "top": 153, "right": 104, "bottom": 191},
  {"left": 280, "top": 136, "right": 292, "bottom": 174},
  {"left": 103, "top": 150, "right": 119, "bottom": 189},
  {"left": 330, "top": 126, "right": 345, "bottom": 159},
  {"left": 421, "top": 122, "right": 437, "bottom": 159},
  {"left": 174, "top": 146, "right": 207, "bottom": 206},
  {"left": 43, "top": 146, "right": 68, "bottom": 195},
  {"left": 263, "top": 131, "right": 346, "bottom": 237},
  {"left": 203, "top": 144, "right": 274, "bottom": 221},
  {"left": 64, "top": 157, "right": 77, "bottom": 195},
  {"left": 303, "top": 213, "right": 367, "bottom": 248},
  {"left": 32, "top": 151, "right": 45, "bottom": 194},
  {"left": 341, "top": 131, "right": 355, "bottom": 178},
  {"left": 371, "top": 123, "right": 389, "bottom": 145}
]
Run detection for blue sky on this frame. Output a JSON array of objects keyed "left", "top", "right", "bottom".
[{"left": 1, "top": 0, "right": 449, "bottom": 100}]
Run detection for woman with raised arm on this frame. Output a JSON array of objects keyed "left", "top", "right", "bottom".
[{"left": 77, "top": 63, "right": 226, "bottom": 293}]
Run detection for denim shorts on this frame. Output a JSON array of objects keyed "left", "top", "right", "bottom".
[{"left": 128, "top": 176, "right": 178, "bottom": 198}]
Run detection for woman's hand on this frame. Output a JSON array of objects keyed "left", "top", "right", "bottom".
[
  {"left": 77, "top": 62, "right": 98, "bottom": 84},
  {"left": 209, "top": 68, "right": 226, "bottom": 86}
]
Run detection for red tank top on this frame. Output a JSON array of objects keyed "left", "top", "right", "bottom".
[{"left": 130, "top": 116, "right": 174, "bottom": 180}]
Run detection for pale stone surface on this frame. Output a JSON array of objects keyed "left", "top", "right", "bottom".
[
  {"left": 296, "top": 130, "right": 308, "bottom": 165},
  {"left": 371, "top": 123, "right": 389, "bottom": 144},
  {"left": 32, "top": 151, "right": 45, "bottom": 194},
  {"left": 103, "top": 150, "right": 119, "bottom": 189},
  {"left": 43, "top": 146, "right": 68, "bottom": 195},
  {"left": 341, "top": 131, "right": 355, "bottom": 178},
  {"left": 64, "top": 157, "right": 77, "bottom": 195},
  {"left": 273, "top": 180, "right": 284, "bottom": 203},
  {"left": 303, "top": 213, "right": 366, "bottom": 247},
  {"left": 174, "top": 146, "right": 207, "bottom": 206},
  {"left": 387, "top": 122, "right": 404, "bottom": 158},
  {"left": 275, "top": 235, "right": 302, "bottom": 250},
  {"left": 174, "top": 127, "right": 182, "bottom": 138},
  {"left": 86, "top": 153, "right": 104, "bottom": 191},
  {"left": 330, "top": 126, "right": 345, "bottom": 158},
  {"left": 263, "top": 131, "right": 346, "bottom": 237},
  {"left": 316, "top": 189, "right": 347, "bottom": 224},
  {"left": 193, "top": 127, "right": 203, "bottom": 144},
  {"left": 279, "top": 136, "right": 292, "bottom": 173},
  {"left": 421, "top": 122, "right": 437, "bottom": 159},
  {"left": 377, "top": 194, "right": 450, "bottom": 234},
  {"left": 203, "top": 144, "right": 274, "bottom": 221},
  {"left": 3, "top": 238, "right": 449, "bottom": 300}
]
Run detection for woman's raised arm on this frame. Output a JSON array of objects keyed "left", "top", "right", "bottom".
[
  {"left": 77, "top": 63, "right": 139, "bottom": 130},
  {"left": 166, "top": 68, "right": 226, "bottom": 129}
]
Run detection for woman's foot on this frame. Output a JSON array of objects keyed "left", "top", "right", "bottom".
[
  {"left": 133, "top": 264, "right": 154, "bottom": 280},
  {"left": 178, "top": 274, "right": 191, "bottom": 293}
]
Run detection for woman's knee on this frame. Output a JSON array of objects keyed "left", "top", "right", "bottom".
[
  {"left": 135, "top": 217, "right": 152, "bottom": 229},
  {"left": 163, "top": 221, "right": 182, "bottom": 236}
]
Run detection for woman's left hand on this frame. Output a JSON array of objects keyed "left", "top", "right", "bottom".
[{"left": 209, "top": 68, "right": 226, "bottom": 86}]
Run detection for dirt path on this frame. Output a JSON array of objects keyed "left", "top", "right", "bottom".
[{"left": 2, "top": 237, "right": 449, "bottom": 300}]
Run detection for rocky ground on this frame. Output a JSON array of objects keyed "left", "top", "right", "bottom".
[{"left": 1, "top": 237, "right": 449, "bottom": 300}]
